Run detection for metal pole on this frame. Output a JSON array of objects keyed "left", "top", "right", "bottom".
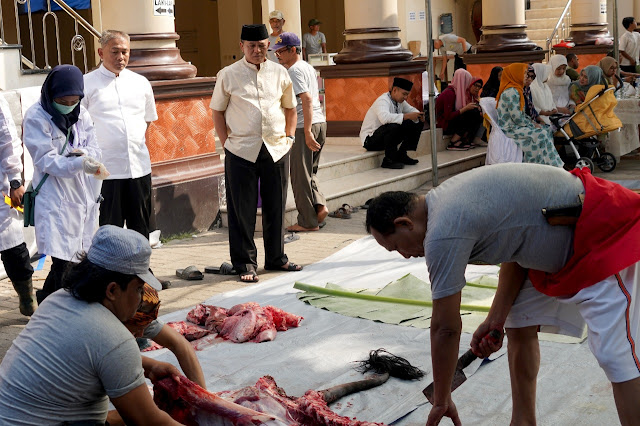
[
  {"left": 612, "top": 0, "right": 619, "bottom": 64},
  {"left": 426, "top": 0, "right": 438, "bottom": 187}
]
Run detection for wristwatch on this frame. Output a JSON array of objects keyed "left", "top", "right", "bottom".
[
  {"left": 286, "top": 135, "right": 295, "bottom": 142},
  {"left": 9, "top": 179, "right": 22, "bottom": 190}
]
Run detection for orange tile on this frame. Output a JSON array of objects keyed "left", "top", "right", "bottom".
[{"left": 148, "top": 97, "right": 216, "bottom": 163}]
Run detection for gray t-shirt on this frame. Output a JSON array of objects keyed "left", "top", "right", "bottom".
[
  {"left": 424, "top": 163, "right": 583, "bottom": 300},
  {"left": 267, "top": 33, "right": 280, "bottom": 62},
  {"left": 303, "top": 32, "right": 326, "bottom": 55},
  {"left": 143, "top": 319, "right": 165, "bottom": 339},
  {"left": 0, "top": 290, "right": 145, "bottom": 424},
  {"left": 288, "top": 60, "right": 325, "bottom": 128}
]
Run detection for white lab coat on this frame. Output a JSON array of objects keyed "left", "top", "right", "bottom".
[
  {"left": 0, "top": 97, "right": 25, "bottom": 252},
  {"left": 22, "top": 103, "right": 102, "bottom": 261}
]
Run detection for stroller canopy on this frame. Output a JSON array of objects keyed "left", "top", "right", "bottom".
[{"left": 563, "top": 85, "right": 622, "bottom": 140}]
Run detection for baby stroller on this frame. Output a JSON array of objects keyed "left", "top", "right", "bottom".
[{"left": 550, "top": 84, "right": 622, "bottom": 173}]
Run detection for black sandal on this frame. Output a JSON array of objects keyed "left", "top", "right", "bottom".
[
  {"left": 264, "top": 262, "right": 303, "bottom": 272},
  {"left": 446, "top": 140, "right": 470, "bottom": 151},
  {"left": 239, "top": 270, "right": 259, "bottom": 283}
]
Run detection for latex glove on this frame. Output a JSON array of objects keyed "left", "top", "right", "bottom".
[{"left": 82, "top": 157, "right": 110, "bottom": 180}]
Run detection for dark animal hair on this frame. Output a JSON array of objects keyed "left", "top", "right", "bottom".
[
  {"left": 355, "top": 348, "right": 425, "bottom": 380},
  {"left": 565, "top": 53, "right": 577, "bottom": 62},
  {"left": 365, "top": 191, "right": 419, "bottom": 235},
  {"left": 622, "top": 17, "right": 636, "bottom": 30},
  {"left": 62, "top": 254, "right": 138, "bottom": 303}
]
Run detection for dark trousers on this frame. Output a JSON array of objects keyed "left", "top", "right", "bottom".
[
  {"left": 364, "top": 120, "right": 423, "bottom": 160},
  {"left": 1, "top": 243, "right": 33, "bottom": 282},
  {"left": 620, "top": 65, "right": 636, "bottom": 74},
  {"left": 225, "top": 145, "right": 289, "bottom": 274},
  {"left": 291, "top": 123, "right": 327, "bottom": 228},
  {"left": 444, "top": 109, "right": 483, "bottom": 139},
  {"left": 100, "top": 174, "right": 152, "bottom": 239},
  {"left": 37, "top": 257, "right": 69, "bottom": 304}
]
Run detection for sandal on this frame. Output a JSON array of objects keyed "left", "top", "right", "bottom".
[
  {"left": 204, "top": 262, "right": 237, "bottom": 275},
  {"left": 446, "top": 140, "right": 470, "bottom": 151},
  {"left": 264, "top": 262, "right": 303, "bottom": 272},
  {"left": 341, "top": 203, "right": 359, "bottom": 214},
  {"left": 239, "top": 270, "right": 259, "bottom": 283},
  {"left": 175, "top": 266, "right": 204, "bottom": 280},
  {"left": 328, "top": 207, "right": 351, "bottom": 219}
]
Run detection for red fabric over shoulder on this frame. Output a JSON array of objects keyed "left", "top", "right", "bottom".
[{"left": 528, "top": 168, "right": 640, "bottom": 297}]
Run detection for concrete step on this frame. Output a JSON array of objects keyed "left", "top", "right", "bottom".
[
  {"left": 525, "top": 17, "right": 563, "bottom": 31},
  {"left": 528, "top": 0, "right": 569, "bottom": 9},
  {"left": 220, "top": 146, "right": 486, "bottom": 230},
  {"left": 527, "top": 28, "right": 557, "bottom": 41},
  {"left": 525, "top": 7, "right": 565, "bottom": 20}
]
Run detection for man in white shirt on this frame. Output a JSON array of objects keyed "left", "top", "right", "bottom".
[
  {"left": 82, "top": 30, "right": 158, "bottom": 240},
  {"left": 267, "top": 10, "right": 285, "bottom": 63},
  {"left": 210, "top": 24, "right": 301, "bottom": 283},
  {"left": 619, "top": 17, "right": 639, "bottom": 73},
  {"left": 273, "top": 32, "right": 329, "bottom": 232},
  {"left": 433, "top": 33, "right": 473, "bottom": 81},
  {"left": 360, "top": 77, "right": 424, "bottom": 169}
]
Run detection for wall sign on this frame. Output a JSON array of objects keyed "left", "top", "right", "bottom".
[{"left": 154, "top": 0, "right": 174, "bottom": 16}]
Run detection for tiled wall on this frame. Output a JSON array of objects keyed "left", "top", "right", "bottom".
[
  {"left": 147, "top": 96, "right": 216, "bottom": 163},
  {"left": 324, "top": 73, "right": 424, "bottom": 122}
]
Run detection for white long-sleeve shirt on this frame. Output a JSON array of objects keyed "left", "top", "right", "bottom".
[
  {"left": 359, "top": 92, "right": 419, "bottom": 145},
  {"left": 82, "top": 65, "right": 158, "bottom": 180}
]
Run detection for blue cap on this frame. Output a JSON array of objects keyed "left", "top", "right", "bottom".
[
  {"left": 270, "top": 32, "right": 301, "bottom": 51},
  {"left": 87, "top": 225, "right": 162, "bottom": 290}
]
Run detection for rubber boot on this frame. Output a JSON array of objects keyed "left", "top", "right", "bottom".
[{"left": 12, "top": 278, "right": 37, "bottom": 317}]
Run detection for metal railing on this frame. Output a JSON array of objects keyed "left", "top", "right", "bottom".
[
  {"left": 1, "top": 0, "right": 101, "bottom": 74},
  {"left": 545, "top": 0, "right": 572, "bottom": 59}
]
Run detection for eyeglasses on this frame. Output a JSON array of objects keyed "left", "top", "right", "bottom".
[
  {"left": 473, "top": 83, "right": 483, "bottom": 88},
  {"left": 526, "top": 73, "right": 536, "bottom": 80},
  {"left": 275, "top": 47, "right": 290, "bottom": 56}
]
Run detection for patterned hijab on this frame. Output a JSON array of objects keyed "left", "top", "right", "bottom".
[
  {"left": 496, "top": 63, "right": 528, "bottom": 111},
  {"left": 123, "top": 283, "right": 160, "bottom": 334},
  {"left": 449, "top": 68, "right": 475, "bottom": 110}
]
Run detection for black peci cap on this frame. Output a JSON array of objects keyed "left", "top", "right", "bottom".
[
  {"left": 241, "top": 24, "right": 269, "bottom": 41},
  {"left": 392, "top": 77, "right": 414, "bottom": 91}
]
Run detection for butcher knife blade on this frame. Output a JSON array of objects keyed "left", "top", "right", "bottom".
[{"left": 422, "top": 329, "right": 502, "bottom": 404}]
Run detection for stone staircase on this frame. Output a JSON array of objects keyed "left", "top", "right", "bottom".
[
  {"left": 526, "top": 0, "right": 571, "bottom": 49},
  {"left": 220, "top": 131, "right": 487, "bottom": 230}
]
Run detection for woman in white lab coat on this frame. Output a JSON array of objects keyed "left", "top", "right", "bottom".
[{"left": 23, "top": 65, "right": 107, "bottom": 304}]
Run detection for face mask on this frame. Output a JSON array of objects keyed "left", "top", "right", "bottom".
[{"left": 52, "top": 101, "right": 78, "bottom": 115}]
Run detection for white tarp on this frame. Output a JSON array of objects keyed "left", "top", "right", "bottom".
[{"left": 145, "top": 237, "right": 619, "bottom": 425}]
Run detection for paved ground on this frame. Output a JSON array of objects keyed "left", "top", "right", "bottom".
[{"left": 0, "top": 155, "right": 637, "bottom": 360}]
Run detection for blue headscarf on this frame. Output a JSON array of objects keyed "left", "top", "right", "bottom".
[{"left": 40, "top": 65, "right": 84, "bottom": 143}]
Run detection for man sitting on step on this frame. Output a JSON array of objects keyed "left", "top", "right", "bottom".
[{"left": 360, "top": 77, "right": 424, "bottom": 169}]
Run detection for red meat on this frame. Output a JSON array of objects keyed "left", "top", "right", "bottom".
[
  {"left": 154, "top": 375, "right": 386, "bottom": 426},
  {"left": 167, "top": 321, "right": 210, "bottom": 341},
  {"left": 185, "top": 302, "right": 302, "bottom": 344}
]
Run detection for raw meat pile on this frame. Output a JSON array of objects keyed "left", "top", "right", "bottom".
[
  {"left": 154, "top": 375, "right": 386, "bottom": 426},
  {"left": 142, "top": 303, "right": 303, "bottom": 351},
  {"left": 187, "top": 302, "right": 303, "bottom": 343}
]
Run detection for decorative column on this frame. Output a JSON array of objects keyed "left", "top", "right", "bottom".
[
  {"left": 333, "top": 0, "right": 411, "bottom": 64},
  {"left": 475, "top": 0, "right": 537, "bottom": 52},
  {"left": 261, "top": 0, "right": 302, "bottom": 39},
  {"left": 94, "top": 1, "right": 220, "bottom": 235},
  {"left": 567, "top": 0, "right": 610, "bottom": 45},
  {"left": 99, "top": 0, "right": 196, "bottom": 80}
]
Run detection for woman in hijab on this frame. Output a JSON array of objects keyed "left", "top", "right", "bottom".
[
  {"left": 480, "top": 66, "right": 502, "bottom": 98},
  {"left": 435, "top": 68, "right": 484, "bottom": 150},
  {"left": 522, "top": 65, "right": 542, "bottom": 123},
  {"left": 496, "top": 63, "right": 563, "bottom": 167},
  {"left": 530, "top": 63, "right": 557, "bottom": 126},
  {"left": 546, "top": 54, "right": 573, "bottom": 114},
  {"left": 599, "top": 56, "right": 638, "bottom": 86},
  {"left": 569, "top": 65, "right": 604, "bottom": 105},
  {"left": 22, "top": 65, "right": 108, "bottom": 304}
]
